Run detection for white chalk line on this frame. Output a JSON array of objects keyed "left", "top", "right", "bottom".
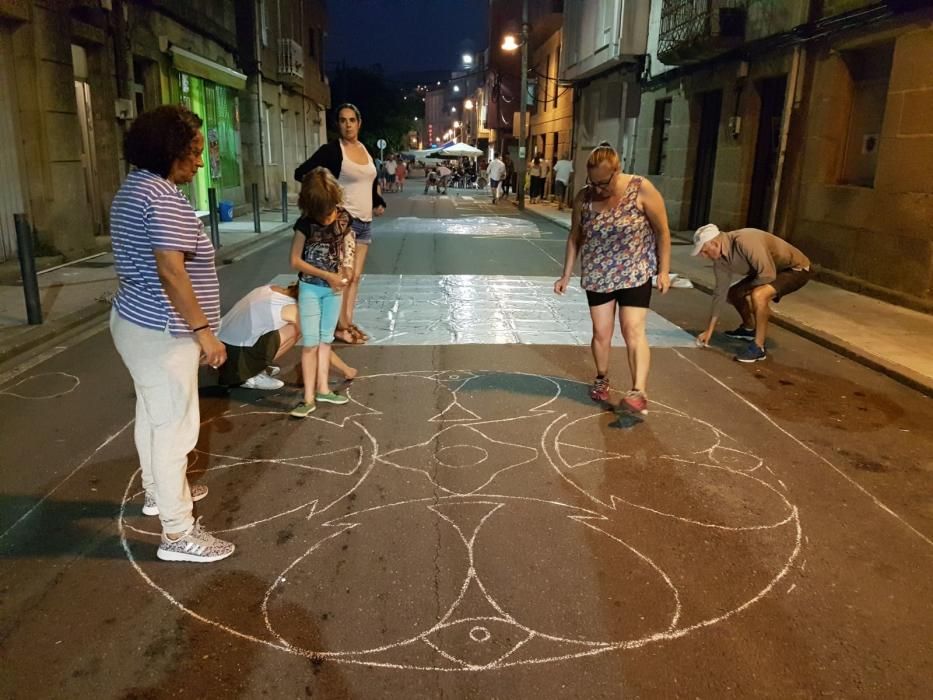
[
  {"left": 117, "top": 369, "right": 804, "bottom": 670},
  {"left": 673, "top": 349, "right": 933, "bottom": 550},
  {"left": 549, "top": 410, "right": 795, "bottom": 531},
  {"left": 0, "top": 418, "right": 133, "bottom": 542},
  {"left": 0, "top": 371, "right": 81, "bottom": 400}
]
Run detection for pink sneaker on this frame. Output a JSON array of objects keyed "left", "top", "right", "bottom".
[
  {"left": 622, "top": 390, "right": 648, "bottom": 414},
  {"left": 590, "top": 376, "right": 610, "bottom": 402}
]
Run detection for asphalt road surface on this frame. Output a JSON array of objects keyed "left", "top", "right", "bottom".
[{"left": 1, "top": 185, "right": 931, "bottom": 698}]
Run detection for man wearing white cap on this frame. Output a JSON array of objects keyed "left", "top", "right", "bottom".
[{"left": 693, "top": 224, "right": 811, "bottom": 362}]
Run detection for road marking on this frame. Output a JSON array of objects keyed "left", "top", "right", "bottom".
[{"left": 673, "top": 349, "right": 933, "bottom": 549}]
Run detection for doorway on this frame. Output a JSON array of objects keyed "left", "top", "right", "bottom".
[
  {"left": 746, "top": 76, "right": 787, "bottom": 230},
  {"left": 73, "top": 45, "right": 103, "bottom": 236},
  {"left": 688, "top": 90, "right": 722, "bottom": 229}
]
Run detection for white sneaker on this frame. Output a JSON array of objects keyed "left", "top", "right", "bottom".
[
  {"left": 241, "top": 371, "right": 285, "bottom": 390},
  {"left": 143, "top": 483, "right": 208, "bottom": 516},
  {"left": 266, "top": 365, "right": 281, "bottom": 377},
  {"left": 157, "top": 517, "right": 235, "bottom": 563}
]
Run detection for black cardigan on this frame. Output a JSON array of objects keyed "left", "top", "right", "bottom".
[{"left": 294, "top": 141, "right": 387, "bottom": 212}]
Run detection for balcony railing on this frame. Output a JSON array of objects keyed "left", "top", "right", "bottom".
[
  {"left": 278, "top": 38, "right": 304, "bottom": 81},
  {"left": 658, "top": 0, "right": 747, "bottom": 66}
]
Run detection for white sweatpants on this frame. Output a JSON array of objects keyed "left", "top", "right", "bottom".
[{"left": 110, "top": 310, "right": 200, "bottom": 533}]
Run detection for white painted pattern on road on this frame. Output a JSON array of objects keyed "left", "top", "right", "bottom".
[{"left": 270, "top": 273, "right": 696, "bottom": 347}]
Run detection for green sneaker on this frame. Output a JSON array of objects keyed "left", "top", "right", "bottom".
[
  {"left": 315, "top": 392, "right": 349, "bottom": 405},
  {"left": 290, "top": 401, "right": 317, "bottom": 418}
]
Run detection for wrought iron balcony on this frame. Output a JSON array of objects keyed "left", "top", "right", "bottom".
[
  {"left": 658, "top": 0, "right": 747, "bottom": 66},
  {"left": 278, "top": 38, "right": 304, "bottom": 82}
]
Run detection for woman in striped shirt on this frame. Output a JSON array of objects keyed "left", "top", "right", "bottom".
[{"left": 110, "top": 105, "right": 234, "bottom": 564}]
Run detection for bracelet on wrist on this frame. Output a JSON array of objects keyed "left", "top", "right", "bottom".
[{"left": 191, "top": 324, "right": 210, "bottom": 333}]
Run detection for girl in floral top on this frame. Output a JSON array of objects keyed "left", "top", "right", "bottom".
[
  {"left": 554, "top": 144, "right": 672, "bottom": 414},
  {"left": 288, "top": 167, "right": 357, "bottom": 417}
]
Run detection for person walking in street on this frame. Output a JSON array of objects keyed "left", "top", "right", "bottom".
[
  {"left": 295, "top": 103, "right": 386, "bottom": 345},
  {"left": 502, "top": 153, "right": 515, "bottom": 199},
  {"left": 289, "top": 168, "right": 356, "bottom": 417},
  {"left": 109, "top": 105, "right": 235, "bottom": 563},
  {"left": 396, "top": 158, "right": 407, "bottom": 191},
  {"left": 693, "top": 224, "right": 812, "bottom": 362},
  {"left": 487, "top": 153, "right": 506, "bottom": 204},
  {"left": 529, "top": 156, "right": 544, "bottom": 204},
  {"left": 553, "top": 153, "right": 574, "bottom": 211},
  {"left": 554, "top": 144, "right": 672, "bottom": 414},
  {"left": 385, "top": 156, "right": 397, "bottom": 193},
  {"left": 216, "top": 282, "right": 357, "bottom": 391}
]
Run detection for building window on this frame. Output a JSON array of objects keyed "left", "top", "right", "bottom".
[
  {"left": 553, "top": 44, "right": 561, "bottom": 109},
  {"left": 260, "top": 0, "right": 268, "bottom": 48},
  {"left": 541, "top": 59, "right": 548, "bottom": 110},
  {"left": 839, "top": 42, "right": 894, "bottom": 188},
  {"left": 650, "top": 98, "right": 672, "bottom": 175}
]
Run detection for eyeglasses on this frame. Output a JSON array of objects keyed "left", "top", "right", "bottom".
[{"left": 586, "top": 172, "right": 616, "bottom": 190}]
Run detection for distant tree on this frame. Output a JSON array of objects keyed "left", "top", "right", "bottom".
[{"left": 327, "top": 64, "right": 420, "bottom": 153}]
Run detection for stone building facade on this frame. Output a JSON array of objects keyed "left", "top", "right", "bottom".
[
  {"left": 528, "top": 29, "right": 574, "bottom": 170},
  {"left": 636, "top": 0, "right": 932, "bottom": 305},
  {"left": 0, "top": 0, "right": 330, "bottom": 264}
]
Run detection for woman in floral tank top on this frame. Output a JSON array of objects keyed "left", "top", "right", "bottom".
[{"left": 554, "top": 144, "right": 672, "bottom": 414}]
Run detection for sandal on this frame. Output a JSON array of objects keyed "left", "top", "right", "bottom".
[
  {"left": 334, "top": 327, "right": 364, "bottom": 344},
  {"left": 348, "top": 324, "right": 370, "bottom": 341}
]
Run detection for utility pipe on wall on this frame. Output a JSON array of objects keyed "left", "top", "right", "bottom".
[{"left": 767, "top": 46, "right": 803, "bottom": 234}]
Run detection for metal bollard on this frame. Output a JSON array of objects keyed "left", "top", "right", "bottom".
[
  {"left": 207, "top": 187, "right": 221, "bottom": 249},
  {"left": 251, "top": 183, "right": 261, "bottom": 233},
  {"left": 281, "top": 181, "right": 288, "bottom": 222},
  {"left": 14, "top": 213, "right": 42, "bottom": 325}
]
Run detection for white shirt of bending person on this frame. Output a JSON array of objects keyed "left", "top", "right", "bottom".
[{"left": 217, "top": 285, "right": 295, "bottom": 347}]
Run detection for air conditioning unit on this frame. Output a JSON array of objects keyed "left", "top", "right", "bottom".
[{"left": 278, "top": 39, "right": 304, "bottom": 80}]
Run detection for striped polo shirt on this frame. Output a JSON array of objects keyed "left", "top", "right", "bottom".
[{"left": 111, "top": 169, "right": 219, "bottom": 336}]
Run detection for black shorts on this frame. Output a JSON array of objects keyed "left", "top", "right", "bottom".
[
  {"left": 219, "top": 330, "right": 281, "bottom": 386},
  {"left": 732, "top": 269, "right": 811, "bottom": 303},
  {"left": 585, "top": 279, "right": 653, "bottom": 308}
]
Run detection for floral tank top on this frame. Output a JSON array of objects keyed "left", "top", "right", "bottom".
[{"left": 580, "top": 176, "right": 658, "bottom": 292}]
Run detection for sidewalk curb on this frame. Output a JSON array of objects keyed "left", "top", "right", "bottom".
[
  {"left": 520, "top": 205, "right": 933, "bottom": 398},
  {"left": 0, "top": 227, "right": 292, "bottom": 368},
  {"left": 0, "top": 301, "right": 111, "bottom": 367}
]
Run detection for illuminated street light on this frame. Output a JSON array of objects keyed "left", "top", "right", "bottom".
[
  {"left": 453, "top": 121, "right": 461, "bottom": 128},
  {"left": 462, "top": 53, "right": 473, "bottom": 65},
  {"left": 450, "top": 106, "right": 456, "bottom": 113},
  {"left": 501, "top": 34, "right": 520, "bottom": 51},
  {"left": 453, "top": 85, "right": 460, "bottom": 93},
  {"left": 464, "top": 99, "right": 474, "bottom": 110}
]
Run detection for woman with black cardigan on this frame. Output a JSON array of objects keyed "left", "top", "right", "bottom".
[{"left": 294, "top": 103, "right": 386, "bottom": 344}]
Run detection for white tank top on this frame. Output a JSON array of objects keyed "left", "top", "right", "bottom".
[{"left": 338, "top": 141, "right": 377, "bottom": 222}]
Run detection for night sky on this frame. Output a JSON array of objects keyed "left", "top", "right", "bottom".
[{"left": 325, "top": 0, "right": 489, "bottom": 77}]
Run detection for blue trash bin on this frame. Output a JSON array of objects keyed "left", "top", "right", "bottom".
[{"left": 218, "top": 200, "right": 235, "bottom": 222}]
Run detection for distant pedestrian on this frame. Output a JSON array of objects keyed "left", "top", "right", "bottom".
[
  {"left": 529, "top": 156, "right": 544, "bottom": 203},
  {"left": 109, "top": 105, "right": 235, "bottom": 563},
  {"left": 385, "top": 156, "right": 398, "bottom": 193},
  {"left": 553, "top": 153, "right": 574, "bottom": 211},
  {"left": 693, "top": 225, "right": 811, "bottom": 362},
  {"left": 396, "top": 159, "right": 407, "bottom": 191},
  {"left": 554, "top": 144, "right": 672, "bottom": 414},
  {"left": 502, "top": 154, "right": 514, "bottom": 198},
  {"left": 487, "top": 153, "right": 506, "bottom": 204},
  {"left": 295, "top": 103, "right": 386, "bottom": 345},
  {"left": 288, "top": 168, "right": 356, "bottom": 417}
]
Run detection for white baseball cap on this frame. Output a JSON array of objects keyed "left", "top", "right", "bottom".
[{"left": 691, "top": 224, "right": 721, "bottom": 256}]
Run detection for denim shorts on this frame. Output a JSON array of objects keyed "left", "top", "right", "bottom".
[
  {"left": 351, "top": 217, "right": 373, "bottom": 245},
  {"left": 298, "top": 280, "right": 341, "bottom": 345}
]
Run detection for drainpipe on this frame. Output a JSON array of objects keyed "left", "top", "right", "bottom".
[
  {"left": 255, "top": 0, "right": 267, "bottom": 201},
  {"left": 767, "top": 45, "right": 803, "bottom": 234}
]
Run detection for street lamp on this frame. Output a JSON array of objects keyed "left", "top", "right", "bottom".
[
  {"left": 464, "top": 99, "right": 474, "bottom": 110},
  {"left": 501, "top": 0, "right": 529, "bottom": 211}
]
